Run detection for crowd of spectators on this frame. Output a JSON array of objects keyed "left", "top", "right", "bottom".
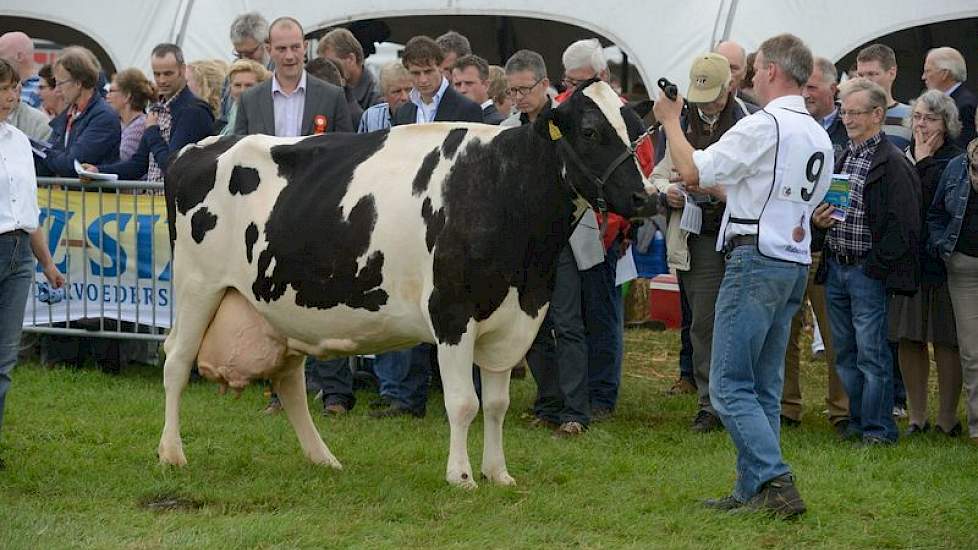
[{"left": 1, "top": 12, "right": 977, "bottom": 463}]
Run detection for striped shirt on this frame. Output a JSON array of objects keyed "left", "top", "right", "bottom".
[
  {"left": 357, "top": 103, "right": 392, "bottom": 133},
  {"left": 883, "top": 102, "right": 911, "bottom": 151},
  {"left": 120, "top": 113, "right": 146, "bottom": 162},
  {"left": 20, "top": 75, "right": 42, "bottom": 109},
  {"left": 827, "top": 132, "right": 881, "bottom": 257}
]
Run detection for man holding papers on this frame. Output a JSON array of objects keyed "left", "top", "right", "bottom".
[{"left": 812, "top": 78, "right": 921, "bottom": 446}]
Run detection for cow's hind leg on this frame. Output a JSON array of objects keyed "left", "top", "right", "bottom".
[
  {"left": 438, "top": 338, "right": 480, "bottom": 489},
  {"left": 272, "top": 354, "right": 342, "bottom": 469},
  {"left": 479, "top": 367, "right": 515, "bottom": 486},
  {"left": 158, "top": 286, "right": 225, "bottom": 466}
]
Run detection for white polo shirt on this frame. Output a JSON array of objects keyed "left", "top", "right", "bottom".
[{"left": 0, "top": 121, "right": 40, "bottom": 234}]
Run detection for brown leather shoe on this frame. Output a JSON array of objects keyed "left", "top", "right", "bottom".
[
  {"left": 737, "top": 474, "right": 807, "bottom": 519},
  {"left": 552, "top": 421, "right": 587, "bottom": 438},
  {"left": 323, "top": 403, "right": 349, "bottom": 416},
  {"left": 261, "top": 399, "right": 283, "bottom": 415},
  {"left": 667, "top": 377, "right": 697, "bottom": 395}
]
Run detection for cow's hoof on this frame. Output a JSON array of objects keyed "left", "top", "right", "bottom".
[
  {"left": 311, "top": 455, "right": 343, "bottom": 470},
  {"left": 483, "top": 470, "right": 516, "bottom": 486},
  {"left": 157, "top": 445, "right": 187, "bottom": 466},
  {"left": 447, "top": 471, "right": 478, "bottom": 490}
]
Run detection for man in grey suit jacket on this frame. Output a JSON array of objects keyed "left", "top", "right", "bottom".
[{"left": 234, "top": 16, "right": 352, "bottom": 136}]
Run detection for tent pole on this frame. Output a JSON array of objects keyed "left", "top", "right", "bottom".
[{"left": 174, "top": 0, "right": 196, "bottom": 48}]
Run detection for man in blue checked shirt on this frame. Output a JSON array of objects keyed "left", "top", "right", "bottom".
[
  {"left": 0, "top": 32, "right": 42, "bottom": 109},
  {"left": 358, "top": 62, "right": 414, "bottom": 133}
]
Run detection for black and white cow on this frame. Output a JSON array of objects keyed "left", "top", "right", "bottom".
[{"left": 158, "top": 80, "right": 653, "bottom": 488}]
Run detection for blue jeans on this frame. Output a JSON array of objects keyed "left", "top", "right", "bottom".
[
  {"left": 708, "top": 246, "right": 807, "bottom": 502},
  {"left": 373, "top": 345, "right": 432, "bottom": 414},
  {"left": 582, "top": 244, "right": 623, "bottom": 411},
  {"left": 0, "top": 231, "right": 34, "bottom": 439},
  {"left": 825, "top": 257, "right": 898, "bottom": 442}
]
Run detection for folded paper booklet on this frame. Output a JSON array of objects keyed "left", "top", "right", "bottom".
[
  {"left": 825, "top": 174, "right": 850, "bottom": 221},
  {"left": 29, "top": 137, "right": 51, "bottom": 159},
  {"left": 74, "top": 159, "right": 118, "bottom": 181}
]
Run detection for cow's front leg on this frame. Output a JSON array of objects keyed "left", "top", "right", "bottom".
[
  {"left": 479, "top": 367, "right": 515, "bottom": 486},
  {"left": 273, "top": 355, "right": 342, "bottom": 469},
  {"left": 438, "top": 339, "right": 480, "bottom": 489}
]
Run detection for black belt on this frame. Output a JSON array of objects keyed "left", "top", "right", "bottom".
[
  {"left": 722, "top": 234, "right": 757, "bottom": 253},
  {"left": 0, "top": 229, "right": 28, "bottom": 238},
  {"left": 828, "top": 250, "right": 867, "bottom": 266}
]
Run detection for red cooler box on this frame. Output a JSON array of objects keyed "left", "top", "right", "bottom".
[{"left": 648, "top": 274, "right": 681, "bottom": 329}]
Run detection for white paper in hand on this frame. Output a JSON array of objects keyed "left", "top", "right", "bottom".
[
  {"left": 615, "top": 245, "right": 638, "bottom": 286},
  {"left": 74, "top": 159, "right": 118, "bottom": 181},
  {"left": 679, "top": 192, "right": 702, "bottom": 235}
]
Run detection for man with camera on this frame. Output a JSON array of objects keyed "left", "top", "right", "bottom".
[{"left": 654, "top": 33, "right": 832, "bottom": 518}]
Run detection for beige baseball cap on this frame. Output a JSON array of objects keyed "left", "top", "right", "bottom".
[{"left": 687, "top": 53, "right": 731, "bottom": 103}]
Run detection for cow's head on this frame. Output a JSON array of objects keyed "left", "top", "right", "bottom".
[{"left": 535, "top": 79, "right": 655, "bottom": 219}]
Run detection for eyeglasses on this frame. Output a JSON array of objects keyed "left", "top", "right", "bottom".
[
  {"left": 506, "top": 77, "right": 544, "bottom": 98},
  {"left": 561, "top": 74, "right": 594, "bottom": 90},
  {"left": 839, "top": 108, "right": 877, "bottom": 119},
  {"left": 54, "top": 79, "right": 75, "bottom": 89},
  {"left": 911, "top": 113, "right": 941, "bottom": 123},
  {"left": 233, "top": 44, "right": 262, "bottom": 59}
]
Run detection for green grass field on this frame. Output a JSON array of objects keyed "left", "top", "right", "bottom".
[{"left": 1, "top": 328, "right": 976, "bottom": 549}]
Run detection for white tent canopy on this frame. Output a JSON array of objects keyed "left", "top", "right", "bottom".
[{"left": 3, "top": 0, "right": 977, "bottom": 95}]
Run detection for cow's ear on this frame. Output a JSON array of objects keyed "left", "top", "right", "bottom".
[{"left": 533, "top": 106, "right": 563, "bottom": 142}]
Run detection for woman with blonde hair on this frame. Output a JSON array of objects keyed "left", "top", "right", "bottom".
[
  {"left": 185, "top": 59, "right": 229, "bottom": 120},
  {"left": 220, "top": 58, "right": 269, "bottom": 136}
]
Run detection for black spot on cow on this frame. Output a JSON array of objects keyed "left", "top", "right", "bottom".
[
  {"left": 229, "top": 165, "right": 260, "bottom": 195},
  {"left": 426, "top": 128, "right": 572, "bottom": 345},
  {"left": 164, "top": 135, "right": 242, "bottom": 245},
  {"left": 421, "top": 197, "right": 445, "bottom": 253},
  {"left": 190, "top": 207, "right": 218, "bottom": 244},
  {"left": 412, "top": 148, "right": 440, "bottom": 197},
  {"left": 440, "top": 128, "right": 467, "bottom": 159},
  {"left": 245, "top": 223, "right": 258, "bottom": 264},
  {"left": 252, "top": 131, "right": 390, "bottom": 311}
]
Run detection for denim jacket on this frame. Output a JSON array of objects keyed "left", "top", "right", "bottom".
[{"left": 927, "top": 153, "right": 974, "bottom": 260}]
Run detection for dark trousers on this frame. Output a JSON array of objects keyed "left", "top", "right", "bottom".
[
  {"left": 582, "top": 243, "right": 623, "bottom": 411},
  {"left": 526, "top": 245, "right": 590, "bottom": 425},
  {"left": 678, "top": 278, "right": 694, "bottom": 381},
  {"left": 306, "top": 357, "right": 356, "bottom": 409}
]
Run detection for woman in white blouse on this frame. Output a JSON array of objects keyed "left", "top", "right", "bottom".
[{"left": 0, "top": 58, "right": 64, "bottom": 469}]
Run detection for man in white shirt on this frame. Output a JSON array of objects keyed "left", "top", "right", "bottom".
[
  {"left": 654, "top": 33, "right": 833, "bottom": 519},
  {"left": 0, "top": 59, "right": 64, "bottom": 468}
]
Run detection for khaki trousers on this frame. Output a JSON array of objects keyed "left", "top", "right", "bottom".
[{"left": 781, "top": 251, "right": 850, "bottom": 424}]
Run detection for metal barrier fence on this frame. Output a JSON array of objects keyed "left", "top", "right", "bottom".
[{"left": 24, "top": 177, "right": 172, "bottom": 342}]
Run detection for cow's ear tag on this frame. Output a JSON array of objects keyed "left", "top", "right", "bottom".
[{"left": 548, "top": 121, "right": 563, "bottom": 141}]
